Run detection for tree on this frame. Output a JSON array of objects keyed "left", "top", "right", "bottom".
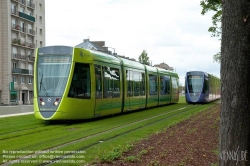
[
  {"left": 220, "top": 0, "right": 250, "bottom": 165},
  {"left": 200, "top": 0, "right": 222, "bottom": 62},
  {"left": 178, "top": 82, "right": 184, "bottom": 94},
  {"left": 138, "top": 50, "right": 150, "bottom": 65}
]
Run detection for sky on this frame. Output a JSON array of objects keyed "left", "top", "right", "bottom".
[{"left": 45, "top": 0, "right": 221, "bottom": 85}]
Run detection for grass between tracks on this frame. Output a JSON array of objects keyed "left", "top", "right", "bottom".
[{"left": 0, "top": 96, "right": 218, "bottom": 165}]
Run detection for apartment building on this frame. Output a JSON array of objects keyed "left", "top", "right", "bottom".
[{"left": 0, "top": 0, "right": 45, "bottom": 105}]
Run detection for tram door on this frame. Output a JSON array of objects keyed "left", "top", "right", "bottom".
[
  {"left": 94, "top": 65, "right": 122, "bottom": 116},
  {"left": 125, "top": 70, "right": 134, "bottom": 111},
  {"left": 159, "top": 76, "right": 171, "bottom": 105},
  {"left": 94, "top": 65, "right": 103, "bottom": 116},
  {"left": 126, "top": 71, "right": 145, "bottom": 110},
  {"left": 133, "top": 72, "right": 145, "bottom": 108}
]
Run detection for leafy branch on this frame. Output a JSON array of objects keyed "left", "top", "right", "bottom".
[{"left": 200, "top": 0, "right": 222, "bottom": 62}]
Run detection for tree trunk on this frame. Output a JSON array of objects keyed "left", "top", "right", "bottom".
[{"left": 220, "top": 0, "right": 250, "bottom": 165}]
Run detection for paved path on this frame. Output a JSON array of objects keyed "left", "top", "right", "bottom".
[
  {"left": 0, "top": 112, "right": 33, "bottom": 118},
  {"left": 0, "top": 105, "right": 33, "bottom": 118}
]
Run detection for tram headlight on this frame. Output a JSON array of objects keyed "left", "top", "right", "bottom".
[
  {"left": 40, "top": 101, "right": 45, "bottom": 106},
  {"left": 53, "top": 101, "right": 58, "bottom": 106}
]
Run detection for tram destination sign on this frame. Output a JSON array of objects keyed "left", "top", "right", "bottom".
[
  {"left": 43, "top": 57, "right": 71, "bottom": 63},
  {"left": 188, "top": 75, "right": 202, "bottom": 79}
]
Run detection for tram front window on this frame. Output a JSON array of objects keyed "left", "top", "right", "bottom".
[
  {"left": 187, "top": 75, "right": 203, "bottom": 93},
  {"left": 37, "top": 55, "right": 71, "bottom": 97}
]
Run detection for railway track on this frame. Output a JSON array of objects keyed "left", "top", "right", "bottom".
[{"left": 0, "top": 103, "right": 216, "bottom": 166}]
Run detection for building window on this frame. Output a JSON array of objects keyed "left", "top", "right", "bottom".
[
  {"left": 11, "top": 3, "right": 16, "bottom": 14},
  {"left": 39, "top": 16, "right": 42, "bottom": 23},
  {"left": 40, "top": 29, "right": 42, "bottom": 36},
  {"left": 28, "top": 78, "right": 32, "bottom": 84},
  {"left": 20, "top": 0, "right": 25, "bottom": 5},
  {"left": 13, "top": 76, "right": 17, "bottom": 83},
  {"left": 39, "top": 3, "right": 42, "bottom": 11},
  {"left": 28, "top": 36, "right": 33, "bottom": 45},
  {"left": 12, "top": 47, "right": 17, "bottom": 59},
  {"left": 28, "top": 64, "right": 33, "bottom": 75},
  {"left": 27, "top": 10, "right": 32, "bottom": 16},
  {"left": 10, "top": 93, "right": 17, "bottom": 103},
  {"left": 21, "top": 77, "right": 25, "bottom": 84},
  {"left": 20, "top": 62, "right": 25, "bottom": 69},
  {"left": 28, "top": 50, "right": 32, "bottom": 57},
  {"left": 13, "top": 62, "right": 17, "bottom": 68},
  {"left": 40, "top": 41, "right": 42, "bottom": 47},
  {"left": 20, "top": 21, "right": 25, "bottom": 33},
  {"left": 20, "top": 7, "right": 24, "bottom": 13},
  {"left": 12, "top": 18, "right": 17, "bottom": 28},
  {"left": 28, "top": 24, "right": 33, "bottom": 34},
  {"left": 20, "top": 49, "right": 25, "bottom": 60},
  {"left": 12, "top": 32, "right": 17, "bottom": 40}
]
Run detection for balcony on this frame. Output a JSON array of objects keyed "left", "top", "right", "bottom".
[
  {"left": 19, "top": 12, "right": 35, "bottom": 22},
  {"left": 28, "top": 56, "right": 35, "bottom": 61},
  {"left": 21, "top": 55, "right": 26, "bottom": 60},
  {"left": 12, "top": 68, "right": 31, "bottom": 75},
  {"left": 12, "top": 53, "right": 22, "bottom": 60},
  {"left": 11, "top": 24, "right": 35, "bottom": 35},
  {"left": 11, "top": 9, "right": 19, "bottom": 16},
  {"left": 27, "top": 29, "right": 35, "bottom": 36},
  {"left": 12, "top": 39, "right": 35, "bottom": 49},
  {"left": 12, "top": 38, "right": 21, "bottom": 45},
  {"left": 12, "top": 53, "right": 35, "bottom": 62},
  {"left": 26, "top": 42, "right": 35, "bottom": 48},
  {"left": 20, "top": 40, "right": 26, "bottom": 47},
  {"left": 12, "top": 68, "right": 33, "bottom": 75},
  {"left": 20, "top": 26, "right": 26, "bottom": 33},
  {"left": 11, "top": 24, "right": 20, "bottom": 31}
]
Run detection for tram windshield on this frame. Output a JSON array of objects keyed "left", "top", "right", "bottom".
[
  {"left": 187, "top": 75, "right": 203, "bottom": 93},
  {"left": 37, "top": 55, "right": 71, "bottom": 97}
]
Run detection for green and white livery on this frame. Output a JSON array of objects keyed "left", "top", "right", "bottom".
[{"left": 34, "top": 46, "right": 179, "bottom": 120}]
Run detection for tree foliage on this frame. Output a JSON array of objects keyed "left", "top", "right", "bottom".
[
  {"left": 200, "top": 0, "right": 222, "bottom": 62},
  {"left": 201, "top": 0, "right": 222, "bottom": 37},
  {"left": 138, "top": 50, "right": 150, "bottom": 65}
]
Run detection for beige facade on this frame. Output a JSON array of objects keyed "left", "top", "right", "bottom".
[
  {"left": 154, "top": 62, "right": 173, "bottom": 71},
  {"left": 0, "top": 0, "right": 45, "bottom": 105}
]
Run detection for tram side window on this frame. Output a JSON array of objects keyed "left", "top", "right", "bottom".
[
  {"left": 127, "top": 70, "right": 133, "bottom": 97},
  {"left": 166, "top": 76, "right": 171, "bottom": 94},
  {"left": 95, "top": 65, "right": 102, "bottom": 99},
  {"left": 127, "top": 71, "right": 145, "bottom": 97},
  {"left": 111, "top": 67, "right": 120, "bottom": 98},
  {"left": 134, "top": 72, "right": 145, "bottom": 96},
  {"left": 134, "top": 72, "right": 140, "bottom": 96},
  {"left": 160, "top": 76, "right": 170, "bottom": 95},
  {"left": 103, "top": 66, "right": 112, "bottom": 98},
  {"left": 209, "top": 76, "right": 213, "bottom": 94},
  {"left": 202, "top": 77, "right": 209, "bottom": 94},
  {"left": 103, "top": 66, "right": 120, "bottom": 98},
  {"left": 68, "top": 63, "right": 91, "bottom": 99},
  {"left": 140, "top": 73, "right": 145, "bottom": 96},
  {"left": 171, "top": 77, "right": 178, "bottom": 94},
  {"left": 149, "top": 74, "right": 158, "bottom": 95}
]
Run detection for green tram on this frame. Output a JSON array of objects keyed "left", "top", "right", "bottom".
[{"left": 34, "top": 46, "right": 179, "bottom": 120}]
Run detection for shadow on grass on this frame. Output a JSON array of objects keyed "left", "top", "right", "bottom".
[{"left": 42, "top": 102, "right": 187, "bottom": 126}]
